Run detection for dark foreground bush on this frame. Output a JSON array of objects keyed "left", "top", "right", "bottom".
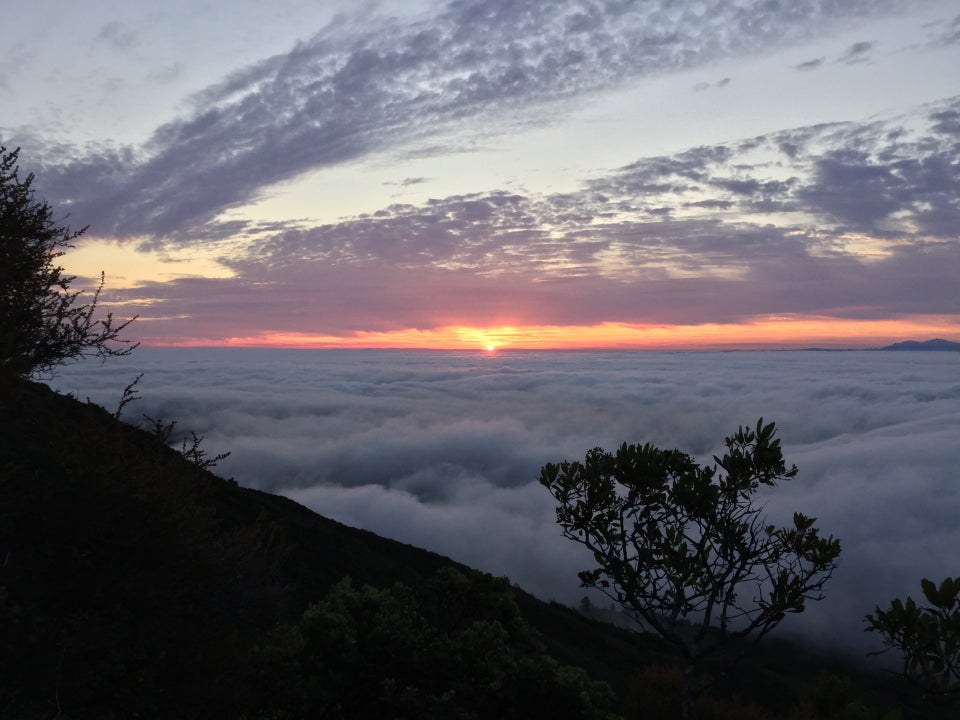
[{"left": 250, "top": 568, "right": 620, "bottom": 720}]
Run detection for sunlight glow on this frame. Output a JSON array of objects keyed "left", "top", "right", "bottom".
[
  {"left": 146, "top": 315, "right": 958, "bottom": 350},
  {"left": 62, "top": 239, "right": 236, "bottom": 287}
]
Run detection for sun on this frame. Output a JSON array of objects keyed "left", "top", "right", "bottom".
[{"left": 485, "top": 343, "right": 497, "bottom": 353}]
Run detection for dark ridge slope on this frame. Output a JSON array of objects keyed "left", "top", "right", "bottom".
[
  {"left": 0, "top": 377, "right": 654, "bottom": 718},
  {"left": 1, "top": 376, "right": 923, "bottom": 719}
]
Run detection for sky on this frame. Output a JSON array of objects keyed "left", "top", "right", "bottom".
[
  {"left": 52, "top": 348, "right": 960, "bottom": 660},
  {"left": 3, "top": 0, "right": 959, "bottom": 349}
]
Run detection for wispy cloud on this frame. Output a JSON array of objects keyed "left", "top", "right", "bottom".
[
  {"left": 837, "top": 40, "right": 876, "bottom": 65},
  {"left": 389, "top": 177, "right": 431, "bottom": 187},
  {"left": 95, "top": 21, "right": 139, "bottom": 51},
  {"left": 795, "top": 56, "right": 825, "bottom": 71}
]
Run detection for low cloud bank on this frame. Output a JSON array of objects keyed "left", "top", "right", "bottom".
[{"left": 53, "top": 348, "right": 960, "bottom": 661}]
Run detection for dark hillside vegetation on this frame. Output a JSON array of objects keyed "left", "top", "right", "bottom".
[
  {"left": 0, "top": 378, "right": 636, "bottom": 718},
  {"left": 0, "top": 376, "right": 943, "bottom": 719}
]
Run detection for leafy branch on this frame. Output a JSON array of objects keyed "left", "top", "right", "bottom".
[{"left": 111, "top": 372, "right": 231, "bottom": 470}]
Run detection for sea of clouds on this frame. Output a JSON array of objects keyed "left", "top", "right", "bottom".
[{"left": 49, "top": 348, "right": 960, "bottom": 661}]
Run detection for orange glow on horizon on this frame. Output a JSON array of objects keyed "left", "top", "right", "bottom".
[{"left": 144, "top": 315, "right": 959, "bottom": 351}]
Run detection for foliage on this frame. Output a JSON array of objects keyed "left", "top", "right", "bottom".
[
  {"left": 866, "top": 577, "right": 960, "bottom": 699},
  {"left": 113, "top": 373, "right": 232, "bottom": 469},
  {"left": 143, "top": 412, "right": 232, "bottom": 470},
  {"left": 1, "top": 378, "right": 625, "bottom": 719},
  {"left": 629, "top": 666, "right": 902, "bottom": 720},
  {"left": 539, "top": 419, "right": 841, "bottom": 719},
  {"left": 0, "top": 377, "right": 283, "bottom": 719},
  {"left": 0, "top": 146, "right": 136, "bottom": 378},
  {"left": 277, "top": 568, "right": 620, "bottom": 720},
  {"left": 784, "top": 673, "right": 903, "bottom": 720},
  {"left": 631, "top": 664, "right": 776, "bottom": 720}
]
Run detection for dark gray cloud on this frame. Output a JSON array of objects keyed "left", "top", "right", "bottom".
[
  {"left": 578, "top": 100, "right": 960, "bottom": 239},
  {"left": 19, "top": 0, "right": 899, "bottom": 240},
  {"left": 795, "top": 56, "right": 825, "bottom": 71},
  {"left": 390, "top": 176, "right": 430, "bottom": 187},
  {"left": 929, "top": 12, "right": 960, "bottom": 46},
  {"left": 790, "top": 105, "right": 960, "bottom": 235},
  {"left": 838, "top": 40, "right": 876, "bottom": 64},
  {"left": 690, "top": 78, "right": 731, "bottom": 91},
  {"left": 95, "top": 21, "right": 138, "bottom": 51},
  {"left": 50, "top": 348, "right": 960, "bottom": 661},
  {"left": 930, "top": 107, "right": 960, "bottom": 135}
]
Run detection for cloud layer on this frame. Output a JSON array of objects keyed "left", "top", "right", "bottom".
[
  {"left": 93, "top": 99, "right": 960, "bottom": 342},
  {"left": 5, "top": 0, "right": 957, "bottom": 344},
  {"left": 52, "top": 348, "right": 960, "bottom": 660},
  {"left": 25, "top": 0, "right": 902, "bottom": 238}
]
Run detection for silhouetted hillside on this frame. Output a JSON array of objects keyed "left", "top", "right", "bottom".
[
  {"left": 0, "top": 376, "right": 938, "bottom": 719},
  {"left": 1, "top": 377, "right": 656, "bottom": 718}
]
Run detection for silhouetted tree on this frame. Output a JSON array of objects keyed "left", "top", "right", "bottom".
[
  {"left": 539, "top": 419, "right": 841, "bottom": 720},
  {"left": 867, "top": 577, "right": 960, "bottom": 702},
  {"left": 284, "top": 568, "right": 619, "bottom": 720},
  {"left": 0, "top": 146, "right": 136, "bottom": 378}
]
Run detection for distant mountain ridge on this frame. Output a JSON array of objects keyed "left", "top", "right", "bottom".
[{"left": 876, "top": 338, "right": 960, "bottom": 351}]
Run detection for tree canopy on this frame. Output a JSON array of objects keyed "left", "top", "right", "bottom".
[
  {"left": 283, "top": 568, "right": 619, "bottom": 720},
  {"left": 540, "top": 419, "right": 841, "bottom": 719},
  {"left": 867, "top": 576, "right": 960, "bottom": 701},
  {"left": 0, "top": 146, "right": 136, "bottom": 378}
]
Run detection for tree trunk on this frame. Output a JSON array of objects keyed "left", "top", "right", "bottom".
[{"left": 681, "top": 663, "right": 697, "bottom": 720}]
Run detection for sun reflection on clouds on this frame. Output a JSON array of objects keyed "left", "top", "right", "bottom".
[
  {"left": 62, "top": 238, "right": 236, "bottom": 288},
  {"left": 810, "top": 232, "right": 897, "bottom": 260},
  {"left": 148, "top": 316, "right": 959, "bottom": 351}
]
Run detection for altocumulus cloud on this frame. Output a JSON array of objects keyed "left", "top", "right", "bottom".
[
  {"left": 52, "top": 348, "right": 960, "bottom": 660},
  {"left": 100, "top": 98, "right": 960, "bottom": 343},
  {"left": 7, "top": 1, "right": 957, "bottom": 347},
  {"left": 21, "top": 0, "right": 903, "bottom": 241}
]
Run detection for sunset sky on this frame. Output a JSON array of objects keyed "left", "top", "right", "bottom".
[{"left": 4, "top": 0, "right": 958, "bottom": 349}]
